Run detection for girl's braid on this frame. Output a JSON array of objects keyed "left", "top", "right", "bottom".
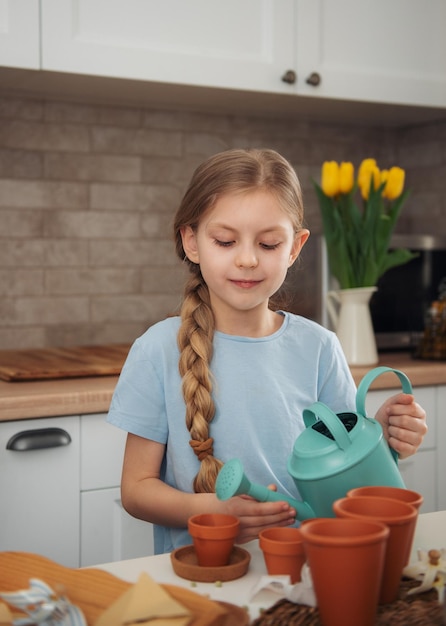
[{"left": 177, "top": 273, "right": 223, "bottom": 492}]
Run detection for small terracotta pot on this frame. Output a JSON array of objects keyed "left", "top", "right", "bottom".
[
  {"left": 188, "top": 513, "right": 240, "bottom": 567},
  {"left": 347, "top": 485, "right": 423, "bottom": 510},
  {"left": 347, "top": 485, "right": 422, "bottom": 568},
  {"left": 333, "top": 495, "right": 418, "bottom": 604},
  {"left": 259, "top": 527, "right": 305, "bottom": 583},
  {"left": 300, "top": 518, "right": 389, "bottom": 626}
]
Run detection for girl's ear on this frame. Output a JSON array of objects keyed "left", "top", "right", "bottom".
[
  {"left": 180, "top": 226, "right": 200, "bottom": 264},
  {"left": 288, "top": 229, "right": 310, "bottom": 267}
]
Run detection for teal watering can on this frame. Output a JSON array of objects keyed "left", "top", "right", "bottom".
[{"left": 216, "top": 366, "right": 409, "bottom": 520}]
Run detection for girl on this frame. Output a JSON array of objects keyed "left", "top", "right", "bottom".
[{"left": 107, "top": 148, "right": 427, "bottom": 554}]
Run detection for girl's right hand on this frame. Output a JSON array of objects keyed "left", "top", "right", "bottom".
[{"left": 218, "top": 494, "right": 297, "bottom": 544}]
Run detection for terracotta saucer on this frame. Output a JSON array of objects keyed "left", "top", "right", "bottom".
[{"left": 170, "top": 545, "right": 251, "bottom": 582}]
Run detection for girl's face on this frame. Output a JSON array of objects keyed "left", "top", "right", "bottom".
[{"left": 181, "top": 190, "right": 309, "bottom": 333}]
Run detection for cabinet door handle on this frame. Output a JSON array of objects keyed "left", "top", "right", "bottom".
[
  {"left": 306, "top": 72, "right": 321, "bottom": 86},
  {"left": 6, "top": 427, "right": 72, "bottom": 451},
  {"left": 281, "top": 69, "right": 297, "bottom": 84}
]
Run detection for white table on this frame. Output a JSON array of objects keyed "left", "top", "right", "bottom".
[{"left": 96, "top": 511, "right": 446, "bottom": 622}]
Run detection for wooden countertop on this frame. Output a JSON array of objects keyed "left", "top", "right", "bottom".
[
  {"left": 0, "top": 375, "right": 119, "bottom": 421},
  {"left": 0, "top": 352, "right": 445, "bottom": 422},
  {"left": 349, "top": 352, "right": 446, "bottom": 389}
]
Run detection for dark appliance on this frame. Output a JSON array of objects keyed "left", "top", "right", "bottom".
[{"left": 369, "top": 234, "right": 446, "bottom": 351}]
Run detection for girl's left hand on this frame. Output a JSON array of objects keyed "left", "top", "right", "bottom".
[{"left": 375, "top": 393, "right": 428, "bottom": 460}]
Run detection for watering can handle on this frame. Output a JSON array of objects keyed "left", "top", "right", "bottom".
[
  {"left": 356, "top": 366, "right": 413, "bottom": 463},
  {"left": 303, "top": 401, "right": 352, "bottom": 451},
  {"left": 356, "top": 366, "right": 413, "bottom": 417}
]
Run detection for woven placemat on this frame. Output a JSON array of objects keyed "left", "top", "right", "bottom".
[{"left": 251, "top": 578, "right": 444, "bottom": 626}]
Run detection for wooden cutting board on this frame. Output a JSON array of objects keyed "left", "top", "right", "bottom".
[
  {"left": 0, "top": 551, "right": 249, "bottom": 626},
  {"left": 0, "top": 344, "right": 131, "bottom": 382}
]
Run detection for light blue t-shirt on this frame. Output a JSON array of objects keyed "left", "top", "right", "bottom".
[{"left": 107, "top": 311, "right": 356, "bottom": 553}]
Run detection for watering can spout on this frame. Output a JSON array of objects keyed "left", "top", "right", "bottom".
[
  {"left": 294, "top": 500, "right": 316, "bottom": 521},
  {"left": 215, "top": 458, "right": 315, "bottom": 520}
]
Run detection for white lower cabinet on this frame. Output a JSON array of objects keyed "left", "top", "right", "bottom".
[
  {"left": 0, "top": 412, "right": 153, "bottom": 568},
  {"left": 366, "top": 385, "right": 439, "bottom": 514},
  {"left": 398, "top": 451, "right": 437, "bottom": 514},
  {"left": 80, "top": 414, "right": 154, "bottom": 567},
  {"left": 0, "top": 384, "right": 443, "bottom": 567},
  {"left": 0, "top": 416, "right": 81, "bottom": 567},
  {"left": 437, "top": 386, "right": 446, "bottom": 511},
  {"left": 80, "top": 487, "right": 153, "bottom": 567}
]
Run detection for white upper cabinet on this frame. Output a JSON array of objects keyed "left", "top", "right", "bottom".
[
  {"left": 0, "top": 0, "right": 39, "bottom": 69},
  {"left": 295, "top": 0, "right": 446, "bottom": 108},
  {"left": 2, "top": 0, "right": 445, "bottom": 112},
  {"left": 40, "top": 0, "right": 295, "bottom": 94}
]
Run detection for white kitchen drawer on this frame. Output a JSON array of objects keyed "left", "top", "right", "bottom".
[
  {"left": 80, "top": 487, "right": 154, "bottom": 566},
  {"left": 0, "top": 415, "right": 80, "bottom": 567},
  {"left": 80, "top": 413, "right": 126, "bottom": 491}
]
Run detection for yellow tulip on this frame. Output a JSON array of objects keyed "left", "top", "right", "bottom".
[
  {"left": 321, "top": 161, "right": 340, "bottom": 197},
  {"left": 383, "top": 166, "right": 405, "bottom": 199},
  {"left": 315, "top": 156, "right": 413, "bottom": 289},
  {"left": 358, "top": 158, "right": 377, "bottom": 181},
  {"left": 339, "top": 162, "right": 354, "bottom": 193},
  {"left": 358, "top": 158, "right": 380, "bottom": 199}
]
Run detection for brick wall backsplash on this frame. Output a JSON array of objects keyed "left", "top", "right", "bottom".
[{"left": 1, "top": 95, "right": 445, "bottom": 349}]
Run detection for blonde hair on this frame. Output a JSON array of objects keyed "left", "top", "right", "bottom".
[{"left": 173, "top": 148, "right": 305, "bottom": 493}]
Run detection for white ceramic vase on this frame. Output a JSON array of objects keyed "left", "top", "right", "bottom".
[{"left": 327, "top": 286, "right": 378, "bottom": 366}]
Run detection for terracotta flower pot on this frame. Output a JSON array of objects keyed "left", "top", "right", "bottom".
[
  {"left": 333, "top": 495, "right": 418, "bottom": 604},
  {"left": 259, "top": 527, "right": 305, "bottom": 583},
  {"left": 188, "top": 513, "right": 239, "bottom": 567},
  {"left": 347, "top": 485, "right": 422, "bottom": 567},
  {"left": 300, "top": 518, "right": 389, "bottom": 626},
  {"left": 347, "top": 485, "right": 423, "bottom": 510}
]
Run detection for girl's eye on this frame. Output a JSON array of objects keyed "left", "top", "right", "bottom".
[
  {"left": 212, "top": 239, "right": 281, "bottom": 250},
  {"left": 213, "top": 239, "right": 234, "bottom": 247},
  {"left": 260, "top": 242, "right": 281, "bottom": 250}
]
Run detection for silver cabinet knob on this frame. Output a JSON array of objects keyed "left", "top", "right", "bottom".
[
  {"left": 306, "top": 72, "right": 321, "bottom": 86},
  {"left": 281, "top": 69, "right": 297, "bottom": 84}
]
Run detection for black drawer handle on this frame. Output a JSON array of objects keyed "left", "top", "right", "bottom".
[{"left": 6, "top": 427, "right": 72, "bottom": 451}]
